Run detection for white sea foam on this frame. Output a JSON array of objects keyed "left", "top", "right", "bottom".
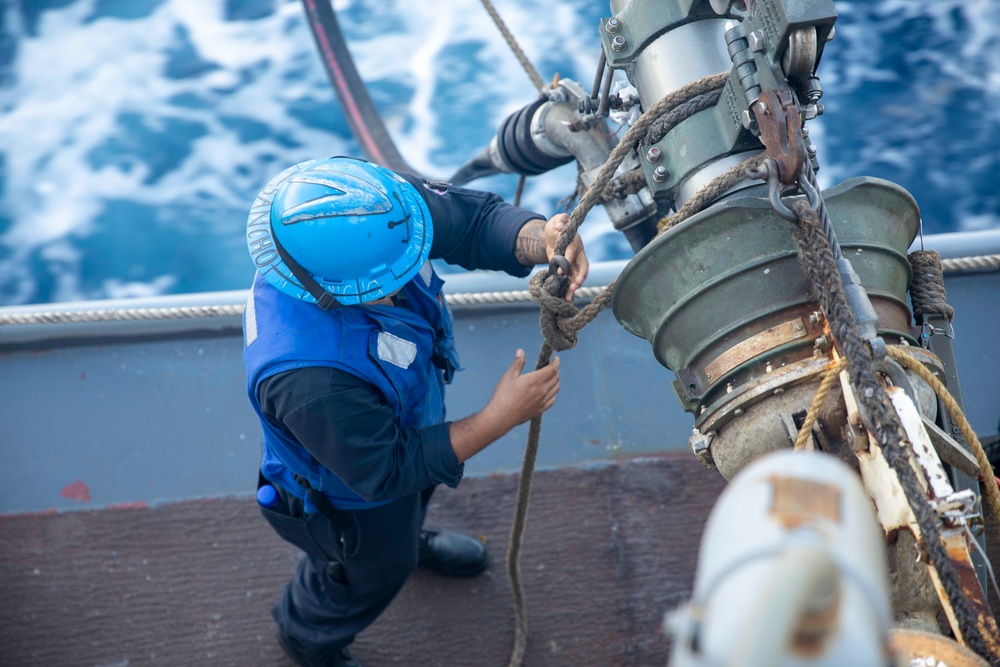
[{"left": 0, "top": 0, "right": 996, "bottom": 305}]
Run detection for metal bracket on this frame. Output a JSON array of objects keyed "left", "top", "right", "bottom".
[
  {"left": 641, "top": 104, "right": 760, "bottom": 196},
  {"left": 599, "top": 0, "right": 723, "bottom": 70},
  {"left": 753, "top": 89, "right": 805, "bottom": 185},
  {"left": 919, "top": 416, "right": 981, "bottom": 480}
]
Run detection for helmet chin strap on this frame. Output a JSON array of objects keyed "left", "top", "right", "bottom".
[{"left": 270, "top": 224, "right": 342, "bottom": 311}]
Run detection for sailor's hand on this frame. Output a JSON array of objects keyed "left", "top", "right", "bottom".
[
  {"left": 544, "top": 213, "right": 589, "bottom": 302},
  {"left": 487, "top": 349, "right": 560, "bottom": 427},
  {"left": 448, "top": 350, "right": 560, "bottom": 463}
]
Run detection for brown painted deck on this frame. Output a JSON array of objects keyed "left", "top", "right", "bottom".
[
  {"left": 4, "top": 452, "right": 998, "bottom": 667},
  {"left": 0, "top": 454, "right": 728, "bottom": 667}
]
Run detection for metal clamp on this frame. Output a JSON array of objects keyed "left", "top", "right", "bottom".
[{"left": 754, "top": 89, "right": 806, "bottom": 186}]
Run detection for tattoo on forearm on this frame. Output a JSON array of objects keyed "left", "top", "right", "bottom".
[{"left": 515, "top": 221, "right": 547, "bottom": 266}]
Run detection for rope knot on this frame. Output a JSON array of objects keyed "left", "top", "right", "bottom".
[
  {"left": 529, "top": 270, "right": 618, "bottom": 354},
  {"left": 529, "top": 269, "right": 581, "bottom": 352}
]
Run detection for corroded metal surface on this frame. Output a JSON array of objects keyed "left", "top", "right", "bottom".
[
  {"left": 702, "top": 317, "right": 809, "bottom": 387},
  {"left": 612, "top": 176, "right": 920, "bottom": 413},
  {"left": 941, "top": 530, "right": 1000, "bottom": 658},
  {"left": 0, "top": 454, "right": 726, "bottom": 667}
]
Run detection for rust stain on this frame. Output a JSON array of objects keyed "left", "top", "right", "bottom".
[
  {"left": 770, "top": 475, "right": 841, "bottom": 527},
  {"left": 941, "top": 532, "right": 1000, "bottom": 659},
  {"left": 59, "top": 479, "right": 91, "bottom": 503},
  {"left": 704, "top": 318, "right": 808, "bottom": 382}
]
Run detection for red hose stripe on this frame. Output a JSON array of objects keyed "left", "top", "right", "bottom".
[{"left": 303, "top": 0, "right": 385, "bottom": 164}]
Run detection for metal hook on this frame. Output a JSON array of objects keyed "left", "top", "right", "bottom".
[
  {"left": 797, "top": 170, "right": 822, "bottom": 212},
  {"left": 767, "top": 169, "right": 799, "bottom": 222},
  {"left": 760, "top": 157, "right": 823, "bottom": 223},
  {"left": 548, "top": 255, "right": 571, "bottom": 296}
]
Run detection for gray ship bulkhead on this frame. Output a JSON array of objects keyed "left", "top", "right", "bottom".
[{"left": 0, "top": 231, "right": 998, "bottom": 515}]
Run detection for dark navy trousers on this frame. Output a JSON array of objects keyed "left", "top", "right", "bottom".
[{"left": 260, "top": 480, "right": 434, "bottom": 654}]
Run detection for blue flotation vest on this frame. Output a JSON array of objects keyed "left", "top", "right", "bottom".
[{"left": 243, "top": 263, "right": 460, "bottom": 510}]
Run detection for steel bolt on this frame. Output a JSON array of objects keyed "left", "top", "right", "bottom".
[
  {"left": 646, "top": 147, "right": 662, "bottom": 163},
  {"left": 652, "top": 165, "right": 669, "bottom": 182},
  {"left": 689, "top": 429, "right": 716, "bottom": 470},
  {"left": 606, "top": 18, "right": 621, "bottom": 33},
  {"left": 747, "top": 30, "right": 766, "bottom": 53},
  {"left": 809, "top": 311, "right": 823, "bottom": 325},
  {"left": 741, "top": 109, "right": 754, "bottom": 129},
  {"left": 611, "top": 35, "right": 627, "bottom": 52}
]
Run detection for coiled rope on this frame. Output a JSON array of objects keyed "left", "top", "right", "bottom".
[{"left": 910, "top": 249, "right": 955, "bottom": 319}]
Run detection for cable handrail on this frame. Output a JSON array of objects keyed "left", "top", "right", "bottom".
[{"left": 0, "top": 252, "right": 995, "bottom": 328}]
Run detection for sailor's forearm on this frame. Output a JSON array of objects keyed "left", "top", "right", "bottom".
[
  {"left": 514, "top": 219, "right": 548, "bottom": 266},
  {"left": 449, "top": 409, "right": 509, "bottom": 464}
]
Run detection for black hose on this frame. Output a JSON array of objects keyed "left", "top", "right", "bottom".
[
  {"left": 300, "top": 0, "right": 423, "bottom": 177},
  {"left": 450, "top": 150, "right": 501, "bottom": 186}
]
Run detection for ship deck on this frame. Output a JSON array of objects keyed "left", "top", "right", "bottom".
[
  {"left": 4, "top": 453, "right": 998, "bottom": 667},
  {"left": 2, "top": 252, "right": 998, "bottom": 666},
  {"left": 3, "top": 454, "right": 732, "bottom": 666}
]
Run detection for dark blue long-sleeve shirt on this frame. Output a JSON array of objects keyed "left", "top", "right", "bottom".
[{"left": 257, "top": 177, "right": 544, "bottom": 503}]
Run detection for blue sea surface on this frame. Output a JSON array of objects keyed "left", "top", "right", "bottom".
[{"left": 0, "top": 0, "right": 997, "bottom": 306}]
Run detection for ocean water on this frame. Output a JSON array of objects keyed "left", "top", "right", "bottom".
[{"left": 0, "top": 0, "right": 997, "bottom": 306}]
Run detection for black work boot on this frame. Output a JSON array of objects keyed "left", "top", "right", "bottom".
[
  {"left": 277, "top": 632, "right": 364, "bottom": 667},
  {"left": 418, "top": 528, "right": 489, "bottom": 577}
]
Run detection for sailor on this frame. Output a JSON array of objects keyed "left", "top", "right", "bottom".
[{"left": 242, "top": 156, "right": 587, "bottom": 667}]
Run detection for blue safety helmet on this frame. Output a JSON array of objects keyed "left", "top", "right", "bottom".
[{"left": 246, "top": 156, "right": 432, "bottom": 307}]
